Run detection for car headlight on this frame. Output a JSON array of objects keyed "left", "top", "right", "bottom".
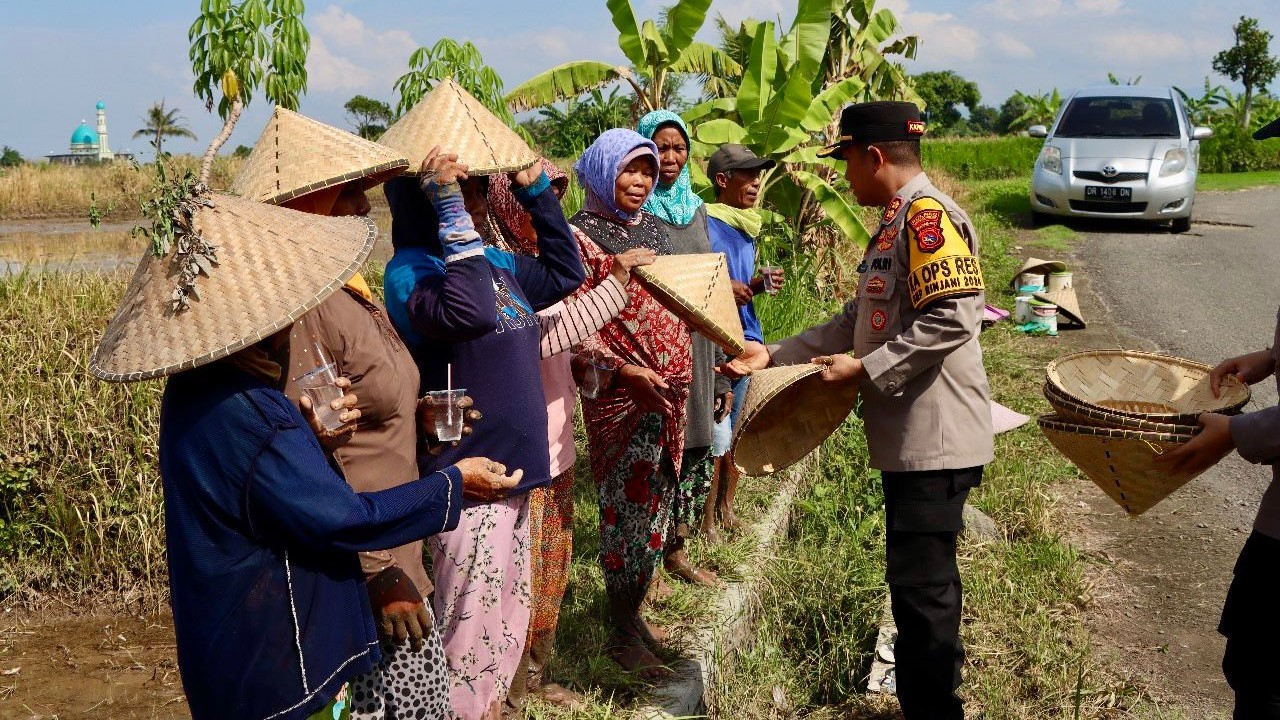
[
  {"left": 1040, "top": 145, "right": 1062, "bottom": 175},
  {"left": 1159, "top": 148, "right": 1188, "bottom": 177}
]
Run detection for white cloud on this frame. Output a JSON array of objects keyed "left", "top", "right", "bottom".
[
  {"left": 979, "top": 0, "right": 1063, "bottom": 21},
  {"left": 1090, "top": 30, "right": 1187, "bottom": 62},
  {"left": 992, "top": 33, "right": 1034, "bottom": 59},
  {"left": 1074, "top": 0, "right": 1123, "bottom": 15},
  {"left": 305, "top": 5, "right": 419, "bottom": 94},
  {"left": 880, "top": 0, "right": 983, "bottom": 63},
  {"left": 710, "top": 0, "right": 787, "bottom": 27}
]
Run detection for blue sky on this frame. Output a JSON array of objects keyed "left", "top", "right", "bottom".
[{"left": 2, "top": 0, "right": 1279, "bottom": 161}]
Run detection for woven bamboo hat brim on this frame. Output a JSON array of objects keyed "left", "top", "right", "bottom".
[
  {"left": 379, "top": 78, "right": 538, "bottom": 177},
  {"left": 90, "top": 193, "right": 377, "bottom": 382},
  {"left": 1038, "top": 414, "right": 1201, "bottom": 516},
  {"left": 229, "top": 107, "right": 409, "bottom": 205},
  {"left": 1043, "top": 383, "right": 1198, "bottom": 434},
  {"left": 635, "top": 253, "right": 746, "bottom": 355},
  {"left": 731, "top": 363, "right": 859, "bottom": 476},
  {"left": 1010, "top": 257, "right": 1068, "bottom": 289},
  {"left": 1045, "top": 350, "right": 1250, "bottom": 425},
  {"left": 1032, "top": 287, "right": 1085, "bottom": 327}
]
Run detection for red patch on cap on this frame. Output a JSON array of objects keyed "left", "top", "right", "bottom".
[
  {"left": 866, "top": 276, "right": 887, "bottom": 296},
  {"left": 870, "top": 309, "right": 889, "bottom": 332},
  {"left": 908, "top": 209, "right": 945, "bottom": 252},
  {"left": 906, "top": 120, "right": 926, "bottom": 135},
  {"left": 881, "top": 197, "right": 903, "bottom": 225}
]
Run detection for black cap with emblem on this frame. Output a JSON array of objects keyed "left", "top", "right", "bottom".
[
  {"left": 1254, "top": 116, "right": 1280, "bottom": 140},
  {"left": 817, "top": 101, "right": 926, "bottom": 158}
]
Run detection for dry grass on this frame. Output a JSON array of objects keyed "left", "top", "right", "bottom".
[{"left": 0, "top": 156, "right": 242, "bottom": 221}]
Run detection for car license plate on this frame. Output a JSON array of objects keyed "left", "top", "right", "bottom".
[{"left": 1084, "top": 185, "right": 1132, "bottom": 202}]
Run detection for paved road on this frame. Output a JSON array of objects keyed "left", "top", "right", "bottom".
[{"left": 1056, "top": 187, "right": 1279, "bottom": 715}]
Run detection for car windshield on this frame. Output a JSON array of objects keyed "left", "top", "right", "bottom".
[{"left": 1054, "top": 97, "right": 1180, "bottom": 138}]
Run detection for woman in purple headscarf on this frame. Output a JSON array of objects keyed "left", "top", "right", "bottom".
[{"left": 568, "top": 129, "right": 693, "bottom": 678}]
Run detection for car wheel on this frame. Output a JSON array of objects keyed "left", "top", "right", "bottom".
[
  {"left": 1030, "top": 210, "right": 1049, "bottom": 228},
  {"left": 1170, "top": 215, "right": 1192, "bottom": 233}
]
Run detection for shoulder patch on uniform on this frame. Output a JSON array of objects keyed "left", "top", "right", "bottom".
[
  {"left": 875, "top": 226, "right": 897, "bottom": 252},
  {"left": 905, "top": 197, "right": 985, "bottom": 309},
  {"left": 881, "top": 197, "right": 904, "bottom": 225}
]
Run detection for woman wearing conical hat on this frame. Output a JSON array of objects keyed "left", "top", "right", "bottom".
[
  {"left": 90, "top": 162, "right": 519, "bottom": 720},
  {"left": 231, "top": 106, "right": 464, "bottom": 720}
]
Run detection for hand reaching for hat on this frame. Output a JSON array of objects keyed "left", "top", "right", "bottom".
[
  {"left": 811, "top": 354, "right": 865, "bottom": 385},
  {"left": 419, "top": 145, "right": 469, "bottom": 188}
]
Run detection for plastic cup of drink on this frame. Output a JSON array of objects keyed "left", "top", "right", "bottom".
[
  {"left": 760, "top": 266, "right": 782, "bottom": 295},
  {"left": 427, "top": 389, "right": 467, "bottom": 442},
  {"left": 580, "top": 360, "right": 612, "bottom": 400},
  {"left": 295, "top": 363, "right": 345, "bottom": 431}
]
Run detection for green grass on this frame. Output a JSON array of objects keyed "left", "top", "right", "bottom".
[
  {"left": 923, "top": 136, "right": 1042, "bottom": 181},
  {"left": 1197, "top": 170, "right": 1280, "bottom": 191}
]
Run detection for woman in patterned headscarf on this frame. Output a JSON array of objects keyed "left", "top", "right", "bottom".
[
  {"left": 568, "top": 129, "right": 693, "bottom": 678},
  {"left": 637, "top": 110, "right": 729, "bottom": 593}
]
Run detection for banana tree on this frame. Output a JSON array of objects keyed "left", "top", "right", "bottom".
[
  {"left": 1008, "top": 89, "right": 1062, "bottom": 131},
  {"left": 505, "top": 0, "right": 740, "bottom": 114},
  {"left": 1175, "top": 77, "right": 1224, "bottom": 125},
  {"left": 684, "top": 0, "right": 916, "bottom": 250}
]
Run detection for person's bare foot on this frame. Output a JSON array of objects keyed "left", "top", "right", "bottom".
[
  {"left": 701, "top": 525, "right": 722, "bottom": 545},
  {"left": 645, "top": 572, "right": 674, "bottom": 604},
  {"left": 664, "top": 551, "right": 721, "bottom": 587},
  {"left": 718, "top": 507, "right": 744, "bottom": 532},
  {"left": 608, "top": 633, "right": 671, "bottom": 680},
  {"left": 535, "top": 682, "right": 586, "bottom": 709},
  {"left": 635, "top": 615, "right": 669, "bottom": 645}
]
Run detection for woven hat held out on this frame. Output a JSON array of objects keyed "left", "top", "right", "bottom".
[
  {"left": 90, "top": 193, "right": 377, "bottom": 382},
  {"left": 379, "top": 78, "right": 538, "bottom": 176},
  {"left": 732, "top": 363, "right": 859, "bottom": 476},
  {"left": 230, "top": 107, "right": 409, "bottom": 205},
  {"left": 634, "top": 253, "right": 745, "bottom": 355}
]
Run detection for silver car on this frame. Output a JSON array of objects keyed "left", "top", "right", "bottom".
[{"left": 1028, "top": 85, "right": 1213, "bottom": 233}]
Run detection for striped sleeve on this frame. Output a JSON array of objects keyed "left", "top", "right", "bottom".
[{"left": 538, "top": 274, "right": 628, "bottom": 359}]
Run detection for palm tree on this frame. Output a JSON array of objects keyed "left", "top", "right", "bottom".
[{"left": 134, "top": 100, "right": 197, "bottom": 157}]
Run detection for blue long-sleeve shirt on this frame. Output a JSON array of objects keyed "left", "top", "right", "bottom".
[
  {"left": 707, "top": 215, "right": 765, "bottom": 343},
  {"left": 159, "top": 361, "right": 462, "bottom": 720},
  {"left": 384, "top": 174, "right": 584, "bottom": 497}
]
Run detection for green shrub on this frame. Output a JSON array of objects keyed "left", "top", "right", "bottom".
[{"left": 1200, "top": 123, "right": 1280, "bottom": 172}]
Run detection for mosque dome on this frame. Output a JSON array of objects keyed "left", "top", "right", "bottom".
[
  {"left": 96, "top": 101, "right": 105, "bottom": 111},
  {"left": 71, "top": 122, "right": 98, "bottom": 147}
]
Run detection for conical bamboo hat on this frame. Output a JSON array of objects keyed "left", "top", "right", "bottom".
[
  {"left": 1042, "top": 382, "right": 1198, "bottom": 433},
  {"left": 634, "top": 252, "right": 745, "bottom": 355},
  {"left": 1032, "top": 287, "right": 1085, "bottom": 327},
  {"left": 1038, "top": 414, "right": 1201, "bottom": 516},
  {"left": 90, "top": 193, "right": 377, "bottom": 382},
  {"left": 379, "top": 78, "right": 538, "bottom": 176},
  {"left": 731, "top": 363, "right": 859, "bottom": 476},
  {"left": 230, "top": 107, "right": 409, "bottom": 205},
  {"left": 1010, "top": 257, "right": 1068, "bottom": 289}
]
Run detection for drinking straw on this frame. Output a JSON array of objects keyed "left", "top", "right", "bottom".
[{"left": 447, "top": 363, "right": 452, "bottom": 393}]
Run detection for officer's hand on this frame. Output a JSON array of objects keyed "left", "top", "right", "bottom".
[
  {"left": 719, "top": 341, "right": 769, "bottom": 377},
  {"left": 366, "top": 566, "right": 432, "bottom": 652},
  {"left": 813, "top": 354, "right": 864, "bottom": 384},
  {"left": 1154, "top": 412, "right": 1235, "bottom": 476},
  {"left": 731, "top": 281, "right": 754, "bottom": 306},
  {"left": 1210, "top": 350, "right": 1275, "bottom": 397}
]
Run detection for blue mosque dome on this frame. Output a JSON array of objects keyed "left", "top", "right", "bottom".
[
  {"left": 71, "top": 122, "right": 98, "bottom": 147},
  {"left": 96, "top": 100, "right": 105, "bottom": 111}
]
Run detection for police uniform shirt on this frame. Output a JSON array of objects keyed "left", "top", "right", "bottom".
[{"left": 768, "top": 172, "right": 995, "bottom": 472}]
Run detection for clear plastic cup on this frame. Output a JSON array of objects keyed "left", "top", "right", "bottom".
[
  {"left": 760, "top": 266, "right": 782, "bottom": 295},
  {"left": 295, "top": 362, "right": 345, "bottom": 431},
  {"left": 580, "top": 359, "right": 612, "bottom": 400},
  {"left": 427, "top": 389, "right": 467, "bottom": 442}
]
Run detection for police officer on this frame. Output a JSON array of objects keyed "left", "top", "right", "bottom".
[
  {"left": 734, "top": 101, "right": 993, "bottom": 718},
  {"left": 1156, "top": 117, "right": 1280, "bottom": 720}
]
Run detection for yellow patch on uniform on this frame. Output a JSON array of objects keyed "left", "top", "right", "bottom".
[{"left": 904, "top": 197, "right": 985, "bottom": 309}]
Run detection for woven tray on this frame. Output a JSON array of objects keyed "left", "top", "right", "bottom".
[
  {"left": 732, "top": 363, "right": 859, "bottom": 476},
  {"left": 1046, "top": 350, "right": 1250, "bottom": 425},
  {"left": 635, "top": 253, "right": 746, "bottom": 355},
  {"left": 1042, "top": 383, "right": 1198, "bottom": 434},
  {"left": 1038, "top": 414, "right": 1201, "bottom": 517}
]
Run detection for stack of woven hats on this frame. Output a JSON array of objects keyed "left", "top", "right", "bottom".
[{"left": 1037, "top": 350, "right": 1250, "bottom": 516}]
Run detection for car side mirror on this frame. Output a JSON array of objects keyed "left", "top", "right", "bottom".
[
  {"left": 1191, "top": 126, "right": 1214, "bottom": 140},
  {"left": 1027, "top": 125, "right": 1049, "bottom": 138}
]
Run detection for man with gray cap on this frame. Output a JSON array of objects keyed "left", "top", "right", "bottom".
[
  {"left": 705, "top": 143, "right": 783, "bottom": 534},
  {"left": 729, "top": 102, "right": 993, "bottom": 719},
  {"left": 1157, "top": 116, "right": 1280, "bottom": 720}
]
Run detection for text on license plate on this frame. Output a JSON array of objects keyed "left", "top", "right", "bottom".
[{"left": 1084, "top": 186, "right": 1132, "bottom": 202}]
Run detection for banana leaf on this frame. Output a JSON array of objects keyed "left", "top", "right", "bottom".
[
  {"left": 505, "top": 61, "right": 622, "bottom": 111},
  {"left": 695, "top": 118, "right": 749, "bottom": 145},
  {"left": 659, "top": 0, "right": 714, "bottom": 57},
  {"left": 669, "top": 42, "right": 743, "bottom": 78},
  {"left": 639, "top": 19, "right": 669, "bottom": 64},
  {"left": 791, "top": 169, "right": 870, "bottom": 247},
  {"left": 607, "top": 0, "right": 647, "bottom": 69},
  {"left": 801, "top": 75, "right": 867, "bottom": 133},
  {"left": 737, "top": 20, "right": 777, "bottom": 126},
  {"left": 682, "top": 97, "right": 736, "bottom": 123}
]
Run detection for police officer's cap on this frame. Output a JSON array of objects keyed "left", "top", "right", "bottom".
[
  {"left": 817, "top": 101, "right": 926, "bottom": 158},
  {"left": 1254, "top": 116, "right": 1280, "bottom": 140}
]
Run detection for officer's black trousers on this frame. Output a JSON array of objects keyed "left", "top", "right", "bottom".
[
  {"left": 1220, "top": 531, "right": 1280, "bottom": 720},
  {"left": 882, "top": 466, "right": 983, "bottom": 720}
]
